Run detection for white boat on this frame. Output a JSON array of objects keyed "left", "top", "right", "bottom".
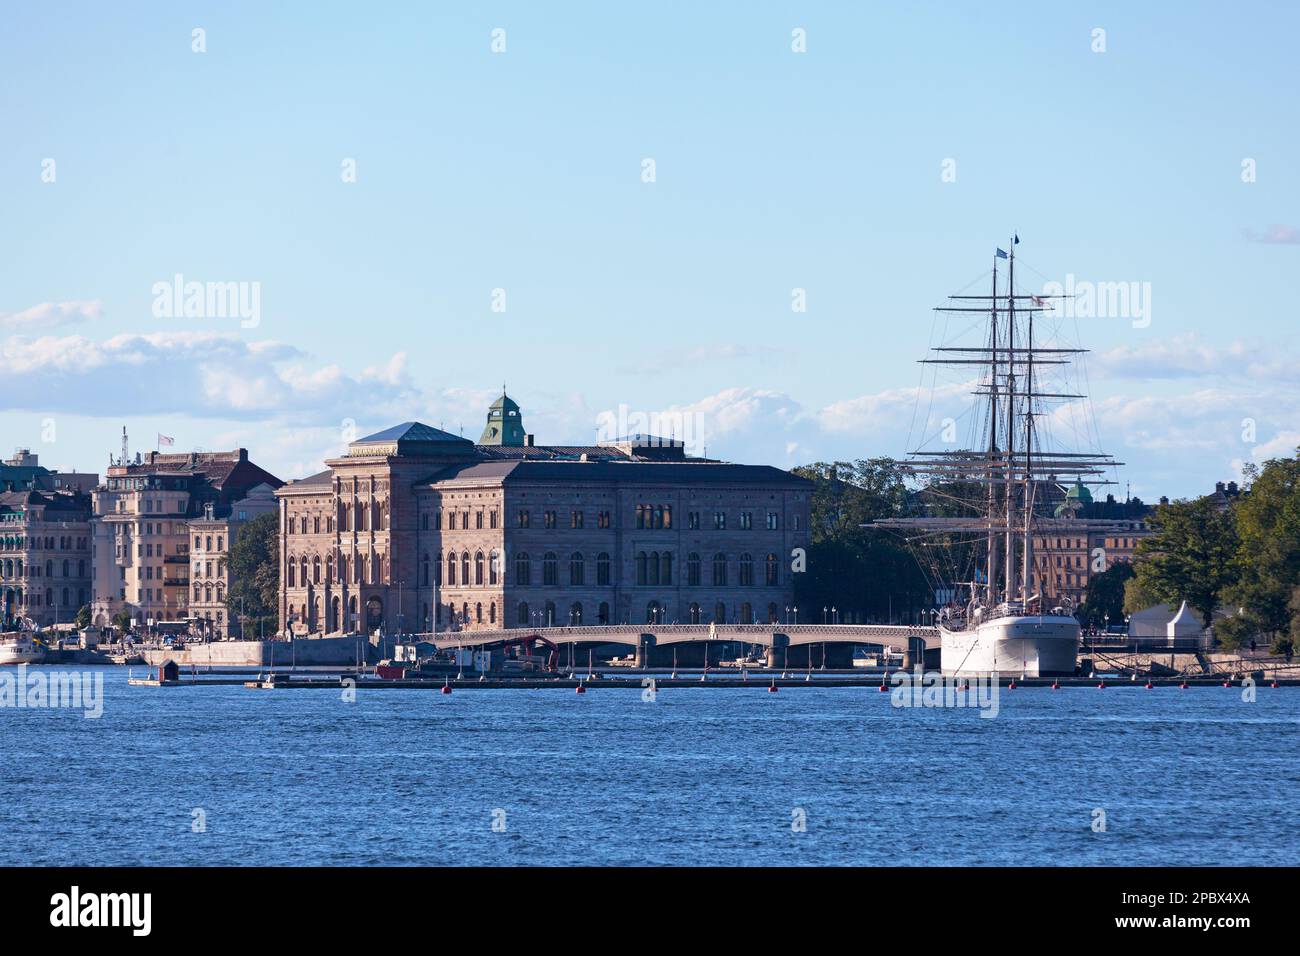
[
  {"left": 0, "top": 634, "right": 46, "bottom": 665},
  {"left": 940, "top": 606, "right": 1080, "bottom": 677},
  {"left": 877, "top": 237, "right": 1129, "bottom": 677}
]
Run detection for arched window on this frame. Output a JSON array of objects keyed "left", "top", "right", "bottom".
[
  {"left": 299, "top": 556, "right": 308, "bottom": 588},
  {"left": 515, "top": 552, "right": 531, "bottom": 585},
  {"left": 767, "top": 602, "right": 778, "bottom": 624},
  {"left": 475, "top": 551, "right": 485, "bottom": 586},
  {"left": 489, "top": 602, "right": 496, "bottom": 624},
  {"left": 739, "top": 553, "right": 753, "bottom": 586},
  {"left": 62, "top": 559, "right": 69, "bottom": 577},
  {"left": 313, "top": 556, "right": 322, "bottom": 584},
  {"left": 422, "top": 553, "right": 430, "bottom": 587},
  {"left": 765, "top": 553, "right": 779, "bottom": 586},
  {"left": 649, "top": 551, "right": 660, "bottom": 586},
  {"left": 517, "top": 601, "right": 530, "bottom": 626},
  {"left": 687, "top": 552, "right": 701, "bottom": 586},
  {"left": 461, "top": 551, "right": 471, "bottom": 585},
  {"left": 740, "top": 602, "right": 753, "bottom": 624},
  {"left": 544, "top": 600, "right": 557, "bottom": 626},
  {"left": 714, "top": 601, "right": 726, "bottom": 624},
  {"left": 489, "top": 550, "right": 500, "bottom": 586},
  {"left": 287, "top": 558, "right": 296, "bottom": 588},
  {"left": 598, "top": 601, "right": 610, "bottom": 625},
  {"left": 636, "top": 551, "right": 648, "bottom": 586},
  {"left": 596, "top": 552, "right": 611, "bottom": 586},
  {"left": 646, "top": 600, "right": 662, "bottom": 624},
  {"left": 712, "top": 553, "right": 727, "bottom": 586},
  {"left": 689, "top": 602, "right": 701, "bottom": 624},
  {"left": 543, "top": 552, "right": 558, "bottom": 586},
  {"left": 326, "top": 553, "right": 334, "bottom": 582},
  {"left": 660, "top": 551, "right": 673, "bottom": 585},
  {"left": 475, "top": 602, "right": 483, "bottom": 623},
  {"left": 569, "top": 552, "right": 584, "bottom": 586},
  {"left": 569, "top": 602, "right": 583, "bottom": 625},
  {"left": 447, "top": 551, "right": 457, "bottom": 586}
]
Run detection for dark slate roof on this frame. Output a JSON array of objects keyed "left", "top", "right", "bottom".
[
  {"left": 287, "top": 470, "right": 333, "bottom": 487},
  {"left": 419, "top": 459, "right": 810, "bottom": 488},
  {"left": 473, "top": 444, "right": 631, "bottom": 461},
  {"left": 357, "top": 422, "right": 469, "bottom": 444}
]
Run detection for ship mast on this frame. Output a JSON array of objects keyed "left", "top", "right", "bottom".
[
  {"left": 878, "top": 236, "right": 1123, "bottom": 619},
  {"left": 986, "top": 257, "right": 1000, "bottom": 606},
  {"left": 1003, "top": 249, "right": 1016, "bottom": 603}
]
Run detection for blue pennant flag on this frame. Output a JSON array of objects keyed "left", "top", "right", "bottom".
[
  {"left": 1013, "top": 233, "right": 1020, "bottom": 244},
  {"left": 996, "top": 248, "right": 1009, "bottom": 259}
]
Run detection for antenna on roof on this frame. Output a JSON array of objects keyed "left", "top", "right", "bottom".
[{"left": 120, "top": 426, "right": 129, "bottom": 466}]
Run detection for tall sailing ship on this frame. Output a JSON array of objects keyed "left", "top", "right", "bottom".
[{"left": 877, "top": 237, "right": 1121, "bottom": 677}]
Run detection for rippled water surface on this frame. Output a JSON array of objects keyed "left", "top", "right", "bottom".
[{"left": 2, "top": 668, "right": 1295, "bottom": 866}]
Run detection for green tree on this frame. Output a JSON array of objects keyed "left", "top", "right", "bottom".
[
  {"left": 224, "top": 512, "right": 280, "bottom": 638},
  {"left": 112, "top": 609, "right": 132, "bottom": 633},
  {"left": 1132, "top": 496, "right": 1239, "bottom": 628},
  {"left": 1223, "top": 452, "right": 1300, "bottom": 646},
  {"left": 790, "top": 459, "right": 933, "bottom": 621},
  {"left": 1122, "top": 574, "right": 1162, "bottom": 616},
  {"left": 73, "top": 604, "right": 91, "bottom": 629},
  {"left": 1080, "top": 561, "right": 1135, "bottom": 627}
]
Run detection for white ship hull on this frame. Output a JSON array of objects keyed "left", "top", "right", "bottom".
[
  {"left": 940, "top": 614, "right": 1079, "bottom": 677},
  {"left": 0, "top": 641, "right": 45, "bottom": 665}
]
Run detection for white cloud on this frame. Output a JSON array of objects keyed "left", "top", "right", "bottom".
[{"left": 0, "top": 300, "right": 102, "bottom": 331}]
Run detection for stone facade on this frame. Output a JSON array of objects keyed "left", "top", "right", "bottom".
[
  {"left": 277, "top": 397, "right": 811, "bottom": 636},
  {"left": 91, "top": 449, "right": 282, "bottom": 629},
  {"left": 0, "top": 488, "right": 94, "bottom": 628},
  {"left": 188, "top": 485, "right": 279, "bottom": 638}
]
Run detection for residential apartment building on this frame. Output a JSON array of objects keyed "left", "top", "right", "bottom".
[
  {"left": 90, "top": 448, "right": 282, "bottom": 629},
  {"left": 0, "top": 488, "right": 94, "bottom": 628},
  {"left": 188, "top": 484, "right": 279, "bottom": 638},
  {"left": 277, "top": 393, "right": 811, "bottom": 635}
]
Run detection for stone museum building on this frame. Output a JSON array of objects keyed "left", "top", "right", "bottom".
[{"left": 277, "top": 392, "right": 811, "bottom": 635}]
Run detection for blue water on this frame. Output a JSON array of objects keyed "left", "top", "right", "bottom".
[{"left": 1, "top": 668, "right": 1296, "bottom": 866}]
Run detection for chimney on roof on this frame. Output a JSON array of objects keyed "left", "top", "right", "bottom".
[
  {"left": 1227, "top": 480, "right": 1239, "bottom": 495},
  {"left": 1215, "top": 481, "right": 1225, "bottom": 494},
  {"left": 239, "top": 448, "right": 248, "bottom": 462},
  {"left": 525, "top": 434, "right": 534, "bottom": 447}
]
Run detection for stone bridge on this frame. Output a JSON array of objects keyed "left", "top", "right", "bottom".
[{"left": 421, "top": 623, "right": 939, "bottom": 668}]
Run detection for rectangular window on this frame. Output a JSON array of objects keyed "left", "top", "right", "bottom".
[
  {"left": 740, "top": 512, "right": 752, "bottom": 530},
  {"left": 570, "top": 510, "right": 583, "bottom": 529},
  {"left": 544, "top": 511, "right": 557, "bottom": 529},
  {"left": 766, "top": 511, "right": 779, "bottom": 530},
  {"left": 518, "top": 510, "right": 530, "bottom": 528},
  {"left": 713, "top": 511, "right": 726, "bottom": 530},
  {"left": 688, "top": 512, "right": 700, "bottom": 530}
]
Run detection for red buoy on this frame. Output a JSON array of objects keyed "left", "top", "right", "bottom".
[
  {"left": 1223, "top": 680, "right": 1232, "bottom": 688},
  {"left": 1180, "top": 681, "right": 1189, "bottom": 690},
  {"left": 1097, "top": 680, "right": 1106, "bottom": 689},
  {"left": 1271, "top": 680, "right": 1279, "bottom": 689},
  {"left": 1051, "top": 681, "right": 1060, "bottom": 690},
  {"left": 878, "top": 682, "right": 889, "bottom": 693},
  {"left": 1145, "top": 681, "right": 1154, "bottom": 690},
  {"left": 441, "top": 683, "right": 452, "bottom": 695},
  {"left": 768, "top": 681, "right": 779, "bottom": 693},
  {"left": 1008, "top": 680, "right": 1017, "bottom": 690},
  {"left": 575, "top": 682, "right": 586, "bottom": 695}
]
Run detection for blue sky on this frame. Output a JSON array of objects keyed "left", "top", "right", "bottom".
[{"left": 2, "top": 1, "right": 1297, "bottom": 497}]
